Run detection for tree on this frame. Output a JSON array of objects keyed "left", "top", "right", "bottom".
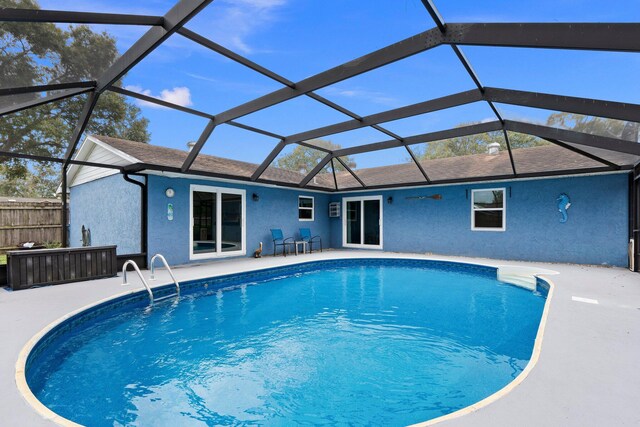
[
  {"left": 410, "top": 113, "right": 632, "bottom": 161},
  {"left": 275, "top": 139, "right": 356, "bottom": 174},
  {"left": 546, "top": 112, "right": 639, "bottom": 142},
  {"left": 411, "top": 125, "right": 549, "bottom": 160},
  {"left": 0, "top": 0, "right": 150, "bottom": 197}
]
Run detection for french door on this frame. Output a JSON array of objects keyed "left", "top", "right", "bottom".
[
  {"left": 342, "top": 196, "right": 383, "bottom": 249},
  {"left": 190, "top": 185, "right": 246, "bottom": 260}
]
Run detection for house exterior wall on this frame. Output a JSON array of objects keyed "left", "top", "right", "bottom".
[
  {"left": 71, "top": 171, "right": 630, "bottom": 268},
  {"left": 146, "top": 175, "right": 332, "bottom": 266},
  {"left": 329, "top": 173, "right": 630, "bottom": 267},
  {"left": 69, "top": 174, "right": 142, "bottom": 254}
]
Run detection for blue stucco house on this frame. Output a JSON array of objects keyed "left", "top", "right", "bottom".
[{"left": 66, "top": 135, "right": 632, "bottom": 268}]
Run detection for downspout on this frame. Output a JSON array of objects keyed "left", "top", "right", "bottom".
[
  {"left": 631, "top": 165, "right": 640, "bottom": 272},
  {"left": 61, "top": 164, "right": 69, "bottom": 247},
  {"left": 123, "top": 173, "right": 148, "bottom": 264}
]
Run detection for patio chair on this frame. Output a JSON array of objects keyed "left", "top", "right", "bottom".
[
  {"left": 299, "top": 228, "right": 322, "bottom": 253},
  {"left": 271, "top": 229, "right": 295, "bottom": 256}
]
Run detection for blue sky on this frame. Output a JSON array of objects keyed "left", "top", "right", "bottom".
[{"left": 39, "top": 0, "right": 640, "bottom": 169}]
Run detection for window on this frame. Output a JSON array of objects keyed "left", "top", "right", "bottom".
[
  {"left": 471, "top": 188, "right": 505, "bottom": 231},
  {"left": 299, "top": 196, "right": 314, "bottom": 221},
  {"left": 190, "top": 185, "right": 245, "bottom": 259}
]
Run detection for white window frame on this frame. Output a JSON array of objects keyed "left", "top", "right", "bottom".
[
  {"left": 189, "top": 184, "right": 246, "bottom": 260},
  {"left": 471, "top": 187, "right": 506, "bottom": 232},
  {"left": 298, "top": 195, "right": 314, "bottom": 221},
  {"left": 342, "top": 195, "right": 383, "bottom": 249}
]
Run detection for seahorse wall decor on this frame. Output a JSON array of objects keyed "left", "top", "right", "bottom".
[{"left": 557, "top": 193, "right": 571, "bottom": 223}]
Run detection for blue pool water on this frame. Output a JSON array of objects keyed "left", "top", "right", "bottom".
[{"left": 27, "top": 259, "right": 547, "bottom": 426}]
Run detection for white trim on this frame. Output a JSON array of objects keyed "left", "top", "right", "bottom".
[
  {"left": 145, "top": 170, "right": 329, "bottom": 194},
  {"left": 471, "top": 187, "right": 506, "bottom": 232},
  {"left": 89, "top": 136, "right": 141, "bottom": 164},
  {"left": 327, "top": 170, "right": 629, "bottom": 194},
  {"left": 189, "top": 184, "right": 246, "bottom": 260},
  {"left": 298, "top": 195, "right": 314, "bottom": 221},
  {"left": 64, "top": 135, "right": 141, "bottom": 188},
  {"left": 342, "top": 195, "right": 383, "bottom": 249}
]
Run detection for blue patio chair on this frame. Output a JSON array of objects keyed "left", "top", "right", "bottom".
[
  {"left": 271, "top": 229, "right": 294, "bottom": 257},
  {"left": 299, "top": 228, "right": 322, "bottom": 253}
]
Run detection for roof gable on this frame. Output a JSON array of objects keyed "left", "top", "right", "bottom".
[{"left": 67, "top": 135, "right": 140, "bottom": 187}]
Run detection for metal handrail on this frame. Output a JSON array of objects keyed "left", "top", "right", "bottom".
[
  {"left": 149, "top": 253, "right": 180, "bottom": 296},
  {"left": 122, "top": 260, "right": 154, "bottom": 304}
]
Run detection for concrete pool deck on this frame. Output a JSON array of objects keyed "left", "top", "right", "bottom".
[{"left": 1, "top": 250, "right": 638, "bottom": 426}]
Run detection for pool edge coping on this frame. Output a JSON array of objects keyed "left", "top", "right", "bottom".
[
  {"left": 14, "top": 255, "right": 553, "bottom": 427},
  {"left": 409, "top": 273, "right": 555, "bottom": 427}
]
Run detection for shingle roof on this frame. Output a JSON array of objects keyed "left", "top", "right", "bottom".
[
  {"left": 326, "top": 144, "right": 634, "bottom": 188},
  {"left": 91, "top": 135, "right": 633, "bottom": 190},
  {"left": 91, "top": 135, "right": 305, "bottom": 184}
]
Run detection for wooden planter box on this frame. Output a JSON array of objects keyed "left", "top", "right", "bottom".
[{"left": 7, "top": 246, "right": 117, "bottom": 291}]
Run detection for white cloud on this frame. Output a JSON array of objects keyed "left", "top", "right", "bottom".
[
  {"left": 125, "top": 85, "right": 193, "bottom": 109},
  {"left": 322, "top": 87, "right": 400, "bottom": 107},
  {"left": 189, "top": 0, "right": 287, "bottom": 54},
  {"left": 159, "top": 87, "right": 193, "bottom": 106}
]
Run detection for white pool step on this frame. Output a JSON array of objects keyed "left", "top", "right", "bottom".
[{"left": 496, "top": 265, "right": 559, "bottom": 291}]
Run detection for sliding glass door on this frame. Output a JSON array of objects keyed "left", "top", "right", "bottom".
[
  {"left": 343, "top": 196, "right": 383, "bottom": 249},
  {"left": 190, "top": 185, "right": 245, "bottom": 259}
]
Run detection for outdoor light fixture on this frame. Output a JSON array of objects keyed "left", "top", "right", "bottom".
[
  {"left": 387, "top": 196, "right": 393, "bottom": 204},
  {"left": 252, "top": 193, "right": 259, "bottom": 202},
  {"left": 165, "top": 188, "right": 175, "bottom": 198}
]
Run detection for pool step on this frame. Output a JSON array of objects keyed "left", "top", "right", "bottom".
[
  {"left": 497, "top": 265, "right": 559, "bottom": 291},
  {"left": 154, "top": 292, "right": 179, "bottom": 303}
]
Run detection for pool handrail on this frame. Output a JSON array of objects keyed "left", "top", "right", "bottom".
[
  {"left": 149, "top": 253, "right": 180, "bottom": 296},
  {"left": 122, "top": 260, "right": 154, "bottom": 304}
]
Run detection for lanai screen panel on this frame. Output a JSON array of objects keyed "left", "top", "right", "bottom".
[
  {"left": 123, "top": 32, "right": 285, "bottom": 115},
  {"left": 305, "top": 127, "right": 397, "bottom": 151},
  {"left": 196, "top": 124, "right": 283, "bottom": 172},
  {"left": 560, "top": 142, "right": 640, "bottom": 167},
  {"left": 462, "top": 46, "right": 640, "bottom": 105},
  {"left": 505, "top": 132, "right": 605, "bottom": 174},
  {"left": 316, "top": 47, "right": 478, "bottom": 117},
  {"left": 260, "top": 143, "right": 329, "bottom": 185},
  {"left": 338, "top": 147, "right": 427, "bottom": 187},
  {"left": 239, "top": 96, "right": 351, "bottom": 137},
  {"left": 0, "top": 0, "right": 639, "bottom": 194},
  {"left": 408, "top": 131, "right": 514, "bottom": 181},
  {"left": 0, "top": 21, "right": 147, "bottom": 90},
  {"left": 186, "top": 0, "right": 434, "bottom": 81},
  {"left": 1, "top": 95, "right": 87, "bottom": 159},
  {"left": 381, "top": 102, "right": 498, "bottom": 138},
  {"left": 496, "top": 103, "right": 640, "bottom": 144}
]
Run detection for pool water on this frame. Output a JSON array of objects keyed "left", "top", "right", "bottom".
[{"left": 28, "top": 261, "right": 546, "bottom": 426}]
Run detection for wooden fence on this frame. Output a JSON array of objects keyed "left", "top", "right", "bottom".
[{"left": 0, "top": 197, "right": 62, "bottom": 252}]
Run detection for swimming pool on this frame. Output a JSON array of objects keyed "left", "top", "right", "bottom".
[{"left": 22, "top": 258, "right": 549, "bottom": 426}]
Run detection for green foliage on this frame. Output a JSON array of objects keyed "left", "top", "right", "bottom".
[
  {"left": 413, "top": 113, "right": 639, "bottom": 162},
  {"left": 0, "top": 254, "right": 5, "bottom": 265},
  {"left": 275, "top": 139, "right": 356, "bottom": 174},
  {"left": 43, "top": 240, "right": 62, "bottom": 249},
  {"left": 411, "top": 126, "right": 547, "bottom": 160},
  {"left": 0, "top": 160, "right": 60, "bottom": 196},
  {"left": 546, "top": 112, "right": 639, "bottom": 141},
  {"left": 0, "top": 0, "right": 150, "bottom": 197}
]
